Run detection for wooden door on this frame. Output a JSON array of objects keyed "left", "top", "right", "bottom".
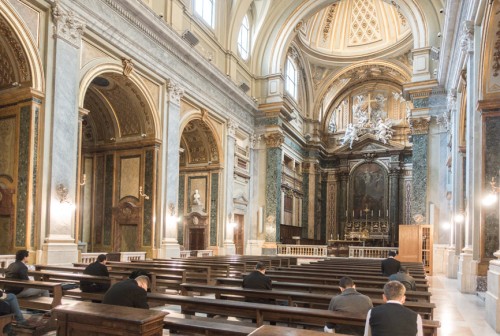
[
  {"left": 234, "top": 214, "right": 244, "bottom": 255},
  {"left": 189, "top": 228, "right": 205, "bottom": 250}
]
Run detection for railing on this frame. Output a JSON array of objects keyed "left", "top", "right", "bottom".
[
  {"left": 0, "top": 255, "right": 15, "bottom": 269},
  {"left": 348, "top": 246, "right": 398, "bottom": 259},
  {"left": 277, "top": 244, "right": 328, "bottom": 257},
  {"left": 80, "top": 252, "right": 146, "bottom": 263},
  {"left": 180, "top": 250, "right": 214, "bottom": 258}
]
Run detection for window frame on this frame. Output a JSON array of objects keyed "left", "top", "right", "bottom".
[
  {"left": 285, "top": 56, "right": 298, "bottom": 100},
  {"left": 237, "top": 14, "right": 250, "bottom": 60},
  {"left": 193, "top": 0, "right": 215, "bottom": 28}
]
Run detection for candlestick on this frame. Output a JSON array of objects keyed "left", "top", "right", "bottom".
[
  {"left": 352, "top": 210, "right": 354, "bottom": 217},
  {"left": 345, "top": 210, "right": 348, "bottom": 217},
  {"left": 386, "top": 209, "right": 389, "bottom": 216},
  {"left": 360, "top": 210, "right": 362, "bottom": 217},
  {"left": 371, "top": 210, "right": 373, "bottom": 216},
  {"left": 378, "top": 210, "right": 381, "bottom": 217}
]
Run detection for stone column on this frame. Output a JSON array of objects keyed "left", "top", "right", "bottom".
[
  {"left": 262, "top": 132, "right": 284, "bottom": 255},
  {"left": 339, "top": 171, "right": 349, "bottom": 238},
  {"left": 222, "top": 119, "right": 238, "bottom": 255},
  {"left": 325, "top": 171, "right": 338, "bottom": 240},
  {"left": 409, "top": 117, "right": 430, "bottom": 223},
  {"left": 158, "top": 80, "right": 184, "bottom": 258},
  {"left": 41, "top": 4, "right": 85, "bottom": 264},
  {"left": 388, "top": 167, "right": 400, "bottom": 246},
  {"left": 458, "top": 21, "right": 478, "bottom": 293}
]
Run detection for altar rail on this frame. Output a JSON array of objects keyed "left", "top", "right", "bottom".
[
  {"left": 0, "top": 255, "right": 15, "bottom": 268},
  {"left": 80, "top": 252, "right": 146, "bottom": 263},
  {"left": 349, "top": 246, "right": 399, "bottom": 259},
  {"left": 277, "top": 244, "right": 328, "bottom": 257},
  {"left": 180, "top": 250, "right": 214, "bottom": 258}
]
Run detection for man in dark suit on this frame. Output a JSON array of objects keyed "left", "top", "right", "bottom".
[
  {"left": 80, "top": 254, "right": 110, "bottom": 293},
  {"left": 381, "top": 250, "right": 401, "bottom": 276},
  {"left": 364, "top": 281, "right": 423, "bottom": 336},
  {"left": 5, "top": 250, "right": 49, "bottom": 298},
  {"left": 102, "top": 275, "right": 150, "bottom": 309},
  {"left": 242, "top": 261, "right": 273, "bottom": 303}
]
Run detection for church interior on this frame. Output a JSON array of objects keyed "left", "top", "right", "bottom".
[{"left": 1, "top": 0, "right": 500, "bottom": 334}]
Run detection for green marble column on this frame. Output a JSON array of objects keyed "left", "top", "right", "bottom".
[
  {"left": 409, "top": 117, "right": 430, "bottom": 223},
  {"left": 389, "top": 167, "right": 400, "bottom": 245}
]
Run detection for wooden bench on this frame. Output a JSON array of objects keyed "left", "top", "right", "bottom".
[
  {"left": 163, "top": 312, "right": 256, "bottom": 336},
  {"left": 146, "top": 293, "right": 440, "bottom": 336},
  {"left": 0, "top": 314, "right": 14, "bottom": 336},
  {"left": 0, "top": 279, "right": 63, "bottom": 311},
  {"left": 294, "top": 264, "right": 427, "bottom": 278},
  {"left": 53, "top": 301, "right": 167, "bottom": 336},
  {"left": 215, "top": 277, "right": 431, "bottom": 302},
  {"left": 248, "top": 325, "right": 350, "bottom": 336},
  {"left": 180, "top": 283, "right": 435, "bottom": 319}
]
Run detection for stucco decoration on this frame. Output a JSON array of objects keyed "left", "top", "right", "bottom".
[
  {"left": 51, "top": 3, "right": 85, "bottom": 48},
  {"left": 481, "top": 1, "right": 500, "bottom": 98}
]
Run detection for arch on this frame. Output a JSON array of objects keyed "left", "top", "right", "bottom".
[
  {"left": 0, "top": 1, "right": 44, "bottom": 92},
  {"left": 253, "top": 0, "right": 428, "bottom": 76},
  {"left": 78, "top": 61, "right": 160, "bottom": 140},
  {"left": 478, "top": 0, "right": 500, "bottom": 101}
]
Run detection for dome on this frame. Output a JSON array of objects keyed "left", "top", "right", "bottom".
[{"left": 298, "top": 0, "right": 411, "bottom": 58}]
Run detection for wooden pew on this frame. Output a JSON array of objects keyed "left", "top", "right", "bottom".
[
  {"left": 294, "top": 263, "right": 427, "bottom": 278},
  {"left": 163, "top": 312, "right": 256, "bottom": 335},
  {"left": 0, "top": 279, "right": 63, "bottom": 311},
  {"left": 0, "top": 314, "right": 14, "bottom": 336},
  {"left": 146, "top": 293, "right": 440, "bottom": 336},
  {"left": 249, "top": 325, "right": 350, "bottom": 336},
  {"left": 53, "top": 301, "right": 166, "bottom": 336},
  {"left": 180, "top": 283, "right": 435, "bottom": 319},
  {"left": 215, "top": 277, "right": 432, "bottom": 302}
]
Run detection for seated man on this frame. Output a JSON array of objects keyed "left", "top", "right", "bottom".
[
  {"left": 1, "top": 289, "right": 31, "bottom": 327},
  {"left": 102, "top": 275, "right": 150, "bottom": 309},
  {"left": 242, "top": 261, "right": 273, "bottom": 303},
  {"left": 324, "top": 277, "right": 373, "bottom": 335},
  {"left": 364, "top": 281, "right": 423, "bottom": 336},
  {"left": 388, "top": 267, "right": 416, "bottom": 291},
  {"left": 5, "top": 250, "right": 49, "bottom": 298},
  {"left": 381, "top": 250, "right": 401, "bottom": 276},
  {"left": 80, "top": 254, "right": 110, "bottom": 293}
]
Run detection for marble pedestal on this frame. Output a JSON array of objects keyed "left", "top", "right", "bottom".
[
  {"left": 246, "top": 240, "right": 264, "bottom": 255},
  {"left": 486, "top": 260, "right": 500, "bottom": 332},
  {"left": 445, "top": 247, "right": 458, "bottom": 278},
  {"left": 458, "top": 247, "right": 478, "bottom": 293},
  {"left": 159, "top": 239, "right": 180, "bottom": 258},
  {"left": 223, "top": 241, "right": 236, "bottom": 256},
  {"left": 262, "top": 242, "right": 277, "bottom": 256},
  {"left": 41, "top": 240, "right": 78, "bottom": 265}
]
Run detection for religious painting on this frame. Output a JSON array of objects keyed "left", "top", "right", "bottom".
[{"left": 351, "top": 163, "right": 387, "bottom": 219}]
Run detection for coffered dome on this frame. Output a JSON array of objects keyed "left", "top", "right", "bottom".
[{"left": 298, "top": 0, "right": 411, "bottom": 58}]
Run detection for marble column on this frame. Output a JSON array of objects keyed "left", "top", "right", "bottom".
[
  {"left": 41, "top": 4, "right": 85, "bottom": 264},
  {"left": 222, "top": 119, "right": 238, "bottom": 255},
  {"left": 388, "top": 167, "right": 400, "bottom": 246},
  {"left": 262, "top": 132, "right": 284, "bottom": 255},
  {"left": 409, "top": 117, "right": 430, "bottom": 223},
  {"left": 325, "top": 171, "right": 338, "bottom": 240},
  {"left": 340, "top": 171, "right": 349, "bottom": 238},
  {"left": 458, "top": 21, "right": 478, "bottom": 294},
  {"left": 158, "top": 80, "right": 184, "bottom": 258}
]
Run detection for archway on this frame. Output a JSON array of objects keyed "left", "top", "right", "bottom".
[
  {"left": 178, "top": 118, "right": 221, "bottom": 251},
  {"left": 79, "top": 71, "right": 158, "bottom": 254}
]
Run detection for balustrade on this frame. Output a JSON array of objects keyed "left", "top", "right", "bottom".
[
  {"left": 348, "top": 246, "right": 398, "bottom": 259},
  {"left": 276, "top": 244, "right": 327, "bottom": 257}
]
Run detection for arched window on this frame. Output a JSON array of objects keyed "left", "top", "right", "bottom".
[
  {"left": 237, "top": 15, "right": 250, "bottom": 60},
  {"left": 285, "top": 56, "right": 298, "bottom": 100},
  {"left": 194, "top": 0, "right": 215, "bottom": 28}
]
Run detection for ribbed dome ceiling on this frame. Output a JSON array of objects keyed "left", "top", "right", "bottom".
[{"left": 299, "top": 0, "right": 411, "bottom": 57}]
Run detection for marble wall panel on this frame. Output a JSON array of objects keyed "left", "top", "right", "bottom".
[
  {"left": 411, "top": 134, "right": 428, "bottom": 222},
  {"left": 484, "top": 117, "right": 500, "bottom": 257},
  {"left": 104, "top": 154, "right": 114, "bottom": 246},
  {"left": 30, "top": 106, "right": 38, "bottom": 248},
  {"left": 210, "top": 173, "right": 218, "bottom": 246},
  {"left": 119, "top": 156, "right": 140, "bottom": 199},
  {"left": 302, "top": 172, "right": 310, "bottom": 233},
  {"left": 94, "top": 156, "right": 105, "bottom": 244},
  {"left": 265, "top": 148, "right": 282, "bottom": 241},
  {"left": 178, "top": 174, "right": 185, "bottom": 245},
  {"left": 15, "top": 105, "right": 30, "bottom": 246},
  {"left": 143, "top": 150, "right": 153, "bottom": 246}
]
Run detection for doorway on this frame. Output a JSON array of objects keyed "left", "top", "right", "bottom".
[{"left": 234, "top": 214, "right": 244, "bottom": 255}]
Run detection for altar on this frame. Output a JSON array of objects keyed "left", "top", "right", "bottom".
[{"left": 327, "top": 239, "right": 365, "bottom": 257}]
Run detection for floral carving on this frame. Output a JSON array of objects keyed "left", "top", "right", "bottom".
[
  {"left": 264, "top": 132, "right": 285, "bottom": 148},
  {"left": 493, "top": 20, "right": 500, "bottom": 76},
  {"left": 409, "top": 117, "right": 430, "bottom": 135},
  {"left": 51, "top": 4, "right": 86, "bottom": 48},
  {"left": 166, "top": 80, "right": 184, "bottom": 105}
]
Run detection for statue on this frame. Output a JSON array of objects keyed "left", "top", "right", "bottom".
[
  {"left": 193, "top": 189, "right": 201, "bottom": 205},
  {"left": 376, "top": 119, "right": 393, "bottom": 144},
  {"left": 341, "top": 123, "right": 359, "bottom": 149}
]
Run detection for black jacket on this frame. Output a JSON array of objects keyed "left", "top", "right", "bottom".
[
  {"left": 5, "top": 261, "right": 29, "bottom": 294},
  {"left": 102, "top": 279, "right": 149, "bottom": 309},
  {"left": 381, "top": 257, "right": 401, "bottom": 276},
  {"left": 80, "top": 261, "right": 110, "bottom": 293},
  {"left": 242, "top": 270, "right": 273, "bottom": 304}
]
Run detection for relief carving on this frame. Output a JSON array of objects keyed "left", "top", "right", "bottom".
[
  {"left": 227, "top": 119, "right": 238, "bottom": 138},
  {"left": 167, "top": 80, "right": 184, "bottom": 105},
  {"left": 264, "top": 132, "right": 285, "bottom": 148},
  {"left": 409, "top": 117, "right": 431, "bottom": 135},
  {"left": 460, "top": 21, "right": 474, "bottom": 54},
  {"left": 0, "top": 17, "right": 30, "bottom": 83},
  {"left": 51, "top": 4, "right": 86, "bottom": 48},
  {"left": 122, "top": 58, "right": 134, "bottom": 77},
  {"left": 493, "top": 20, "right": 500, "bottom": 77}
]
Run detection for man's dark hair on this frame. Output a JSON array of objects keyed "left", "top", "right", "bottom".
[
  {"left": 15, "top": 250, "right": 29, "bottom": 261},
  {"left": 255, "top": 261, "right": 267, "bottom": 271},
  {"left": 339, "top": 276, "right": 354, "bottom": 289},
  {"left": 384, "top": 280, "right": 405, "bottom": 300},
  {"left": 97, "top": 254, "right": 107, "bottom": 263},
  {"left": 388, "top": 250, "right": 397, "bottom": 257}
]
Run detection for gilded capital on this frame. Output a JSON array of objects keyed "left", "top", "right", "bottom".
[
  {"left": 264, "top": 132, "right": 284, "bottom": 148},
  {"left": 51, "top": 4, "right": 86, "bottom": 48},
  {"left": 166, "top": 80, "right": 184, "bottom": 105},
  {"left": 409, "top": 117, "right": 431, "bottom": 135}
]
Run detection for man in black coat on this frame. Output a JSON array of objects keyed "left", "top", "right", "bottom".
[
  {"left": 80, "top": 254, "right": 110, "bottom": 293},
  {"left": 242, "top": 261, "right": 273, "bottom": 304},
  {"left": 364, "top": 280, "right": 423, "bottom": 336},
  {"left": 5, "top": 250, "right": 49, "bottom": 298},
  {"left": 102, "top": 275, "right": 150, "bottom": 309},
  {"left": 381, "top": 250, "right": 401, "bottom": 276}
]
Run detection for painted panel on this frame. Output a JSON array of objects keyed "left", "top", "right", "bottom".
[
  {"left": 0, "top": 116, "right": 16, "bottom": 178},
  {"left": 119, "top": 156, "right": 140, "bottom": 199}
]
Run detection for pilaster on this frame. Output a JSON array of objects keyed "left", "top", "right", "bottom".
[
  {"left": 458, "top": 246, "right": 478, "bottom": 293},
  {"left": 389, "top": 167, "right": 400, "bottom": 245},
  {"left": 409, "top": 116, "right": 430, "bottom": 223},
  {"left": 222, "top": 119, "right": 238, "bottom": 255},
  {"left": 159, "top": 80, "right": 184, "bottom": 258},
  {"left": 41, "top": 4, "right": 85, "bottom": 264}
]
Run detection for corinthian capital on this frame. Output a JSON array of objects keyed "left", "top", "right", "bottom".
[
  {"left": 51, "top": 4, "right": 85, "bottom": 48},
  {"left": 166, "top": 80, "right": 184, "bottom": 105},
  {"left": 409, "top": 117, "right": 431, "bottom": 135},
  {"left": 460, "top": 21, "right": 474, "bottom": 54},
  {"left": 227, "top": 119, "right": 238, "bottom": 138},
  {"left": 264, "top": 132, "right": 285, "bottom": 148},
  {"left": 447, "top": 89, "right": 457, "bottom": 112}
]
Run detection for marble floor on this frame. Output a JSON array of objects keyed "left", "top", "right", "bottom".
[{"left": 430, "top": 275, "right": 498, "bottom": 335}]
